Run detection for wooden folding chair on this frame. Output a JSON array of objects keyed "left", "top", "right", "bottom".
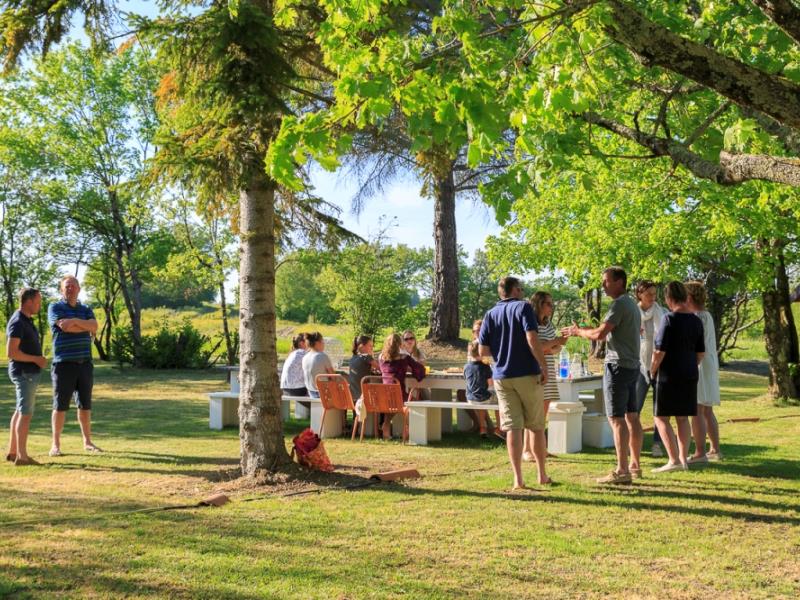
[
  {"left": 360, "top": 376, "right": 409, "bottom": 443},
  {"left": 316, "top": 374, "right": 357, "bottom": 440}
]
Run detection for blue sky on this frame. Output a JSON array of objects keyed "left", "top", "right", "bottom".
[
  {"left": 309, "top": 167, "right": 502, "bottom": 258},
  {"left": 105, "top": 2, "right": 504, "bottom": 258}
]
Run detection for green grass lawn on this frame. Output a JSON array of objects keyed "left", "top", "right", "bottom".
[{"left": 0, "top": 364, "right": 798, "bottom": 598}]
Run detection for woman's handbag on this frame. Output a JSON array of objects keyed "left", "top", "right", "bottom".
[{"left": 291, "top": 428, "right": 334, "bottom": 472}]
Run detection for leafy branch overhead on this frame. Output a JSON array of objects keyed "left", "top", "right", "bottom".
[{"left": 268, "top": 0, "right": 800, "bottom": 222}]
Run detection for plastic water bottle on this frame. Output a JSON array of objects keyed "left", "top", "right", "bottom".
[
  {"left": 559, "top": 348, "right": 570, "bottom": 379},
  {"left": 570, "top": 355, "right": 582, "bottom": 378}
]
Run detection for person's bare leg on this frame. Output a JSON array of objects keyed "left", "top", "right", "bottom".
[
  {"left": 531, "top": 428, "right": 549, "bottom": 483},
  {"left": 690, "top": 407, "right": 708, "bottom": 458},
  {"left": 675, "top": 417, "right": 691, "bottom": 466},
  {"left": 381, "top": 413, "right": 394, "bottom": 439},
  {"left": 625, "top": 412, "right": 643, "bottom": 471},
  {"left": 14, "top": 414, "right": 32, "bottom": 460},
  {"left": 51, "top": 410, "right": 66, "bottom": 453},
  {"left": 8, "top": 411, "right": 19, "bottom": 458},
  {"left": 608, "top": 416, "right": 630, "bottom": 474},
  {"left": 476, "top": 411, "right": 488, "bottom": 434},
  {"left": 78, "top": 409, "right": 98, "bottom": 449},
  {"left": 655, "top": 417, "right": 679, "bottom": 465},
  {"left": 523, "top": 428, "right": 534, "bottom": 455},
  {"left": 705, "top": 407, "right": 721, "bottom": 454},
  {"left": 507, "top": 428, "right": 525, "bottom": 488}
]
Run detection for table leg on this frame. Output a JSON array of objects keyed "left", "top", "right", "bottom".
[
  {"left": 295, "top": 401, "right": 310, "bottom": 419},
  {"left": 311, "top": 406, "right": 343, "bottom": 439},
  {"left": 431, "top": 388, "right": 452, "bottom": 433}
]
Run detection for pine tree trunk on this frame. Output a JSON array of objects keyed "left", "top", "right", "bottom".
[
  {"left": 428, "top": 164, "right": 460, "bottom": 342},
  {"left": 761, "top": 245, "right": 800, "bottom": 399},
  {"left": 238, "top": 173, "right": 290, "bottom": 476}
]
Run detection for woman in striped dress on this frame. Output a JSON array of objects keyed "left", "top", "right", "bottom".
[{"left": 523, "top": 291, "right": 567, "bottom": 462}]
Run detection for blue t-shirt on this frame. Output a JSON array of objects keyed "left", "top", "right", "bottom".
[
  {"left": 478, "top": 298, "right": 541, "bottom": 380},
  {"left": 48, "top": 300, "right": 95, "bottom": 363},
  {"left": 464, "top": 361, "right": 492, "bottom": 401},
  {"left": 6, "top": 309, "right": 42, "bottom": 376}
]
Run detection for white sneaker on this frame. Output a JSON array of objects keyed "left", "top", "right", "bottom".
[
  {"left": 651, "top": 444, "right": 665, "bottom": 458},
  {"left": 522, "top": 451, "right": 535, "bottom": 462},
  {"left": 687, "top": 454, "right": 708, "bottom": 464},
  {"left": 652, "top": 462, "right": 684, "bottom": 473}
]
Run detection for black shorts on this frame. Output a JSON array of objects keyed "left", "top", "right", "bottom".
[
  {"left": 52, "top": 361, "right": 93, "bottom": 411},
  {"left": 654, "top": 378, "right": 697, "bottom": 417},
  {"left": 603, "top": 363, "right": 639, "bottom": 418}
]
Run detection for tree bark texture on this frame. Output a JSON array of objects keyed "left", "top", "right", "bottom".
[
  {"left": 751, "top": 0, "right": 800, "bottom": 46},
  {"left": 760, "top": 243, "right": 800, "bottom": 399},
  {"left": 428, "top": 164, "right": 461, "bottom": 341},
  {"left": 606, "top": 0, "right": 800, "bottom": 130},
  {"left": 238, "top": 173, "right": 290, "bottom": 476},
  {"left": 581, "top": 112, "right": 800, "bottom": 186}
]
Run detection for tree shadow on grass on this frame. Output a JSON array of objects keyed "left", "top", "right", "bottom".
[
  {"left": 378, "top": 483, "right": 800, "bottom": 526},
  {"left": 44, "top": 460, "right": 243, "bottom": 483}
]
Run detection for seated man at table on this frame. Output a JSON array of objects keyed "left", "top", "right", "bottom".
[{"left": 464, "top": 341, "right": 504, "bottom": 440}]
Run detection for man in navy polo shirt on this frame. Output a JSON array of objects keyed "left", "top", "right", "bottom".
[
  {"left": 478, "top": 276, "right": 550, "bottom": 489},
  {"left": 48, "top": 275, "right": 100, "bottom": 456},
  {"left": 6, "top": 288, "right": 47, "bottom": 466}
]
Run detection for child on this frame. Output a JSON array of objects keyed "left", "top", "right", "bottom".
[{"left": 464, "top": 340, "right": 504, "bottom": 439}]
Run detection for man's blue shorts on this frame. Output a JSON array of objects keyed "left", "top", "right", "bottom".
[
  {"left": 9, "top": 369, "right": 41, "bottom": 416},
  {"left": 52, "top": 361, "right": 93, "bottom": 411}
]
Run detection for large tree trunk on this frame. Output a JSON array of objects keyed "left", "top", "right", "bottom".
[
  {"left": 238, "top": 173, "right": 290, "bottom": 476},
  {"left": 428, "top": 164, "right": 461, "bottom": 342},
  {"left": 760, "top": 243, "right": 800, "bottom": 399}
]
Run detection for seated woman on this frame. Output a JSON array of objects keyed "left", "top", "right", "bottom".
[
  {"left": 400, "top": 329, "right": 428, "bottom": 400},
  {"left": 464, "top": 340, "right": 503, "bottom": 439},
  {"left": 301, "top": 331, "right": 335, "bottom": 399},
  {"left": 348, "top": 335, "right": 378, "bottom": 401},
  {"left": 400, "top": 329, "right": 426, "bottom": 363},
  {"left": 280, "top": 333, "right": 308, "bottom": 397},
  {"left": 378, "top": 333, "right": 425, "bottom": 439},
  {"left": 650, "top": 281, "right": 706, "bottom": 473}
]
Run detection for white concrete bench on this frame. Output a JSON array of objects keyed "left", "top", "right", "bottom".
[
  {"left": 208, "top": 392, "right": 291, "bottom": 430},
  {"left": 407, "top": 400, "right": 500, "bottom": 446}
]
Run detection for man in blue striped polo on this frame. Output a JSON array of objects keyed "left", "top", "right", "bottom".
[{"left": 48, "top": 275, "right": 100, "bottom": 456}]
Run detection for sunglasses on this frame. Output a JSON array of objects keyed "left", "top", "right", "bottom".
[{"left": 403, "top": 336, "right": 415, "bottom": 341}]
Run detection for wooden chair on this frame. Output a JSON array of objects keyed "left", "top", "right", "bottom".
[
  {"left": 359, "top": 376, "right": 410, "bottom": 443},
  {"left": 315, "top": 374, "right": 357, "bottom": 440}
]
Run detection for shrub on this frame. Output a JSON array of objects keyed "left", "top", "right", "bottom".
[{"left": 112, "top": 319, "right": 219, "bottom": 369}]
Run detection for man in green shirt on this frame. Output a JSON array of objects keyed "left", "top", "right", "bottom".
[{"left": 563, "top": 266, "right": 642, "bottom": 485}]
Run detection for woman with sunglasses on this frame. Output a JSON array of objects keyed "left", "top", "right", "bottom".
[{"left": 400, "top": 330, "right": 426, "bottom": 363}]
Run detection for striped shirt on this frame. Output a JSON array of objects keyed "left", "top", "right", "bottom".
[
  {"left": 48, "top": 300, "right": 95, "bottom": 363},
  {"left": 538, "top": 321, "right": 560, "bottom": 402}
]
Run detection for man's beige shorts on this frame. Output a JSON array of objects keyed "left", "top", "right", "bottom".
[{"left": 494, "top": 374, "right": 545, "bottom": 431}]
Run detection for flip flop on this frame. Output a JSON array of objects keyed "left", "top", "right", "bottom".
[
  {"left": 84, "top": 445, "right": 103, "bottom": 453},
  {"left": 48, "top": 448, "right": 62, "bottom": 457},
  {"left": 539, "top": 476, "right": 555, "bottom": 485}
]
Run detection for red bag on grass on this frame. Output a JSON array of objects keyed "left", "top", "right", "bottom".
[{"left": 291, "top": 428, "right": 334, "bottom": 472}]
